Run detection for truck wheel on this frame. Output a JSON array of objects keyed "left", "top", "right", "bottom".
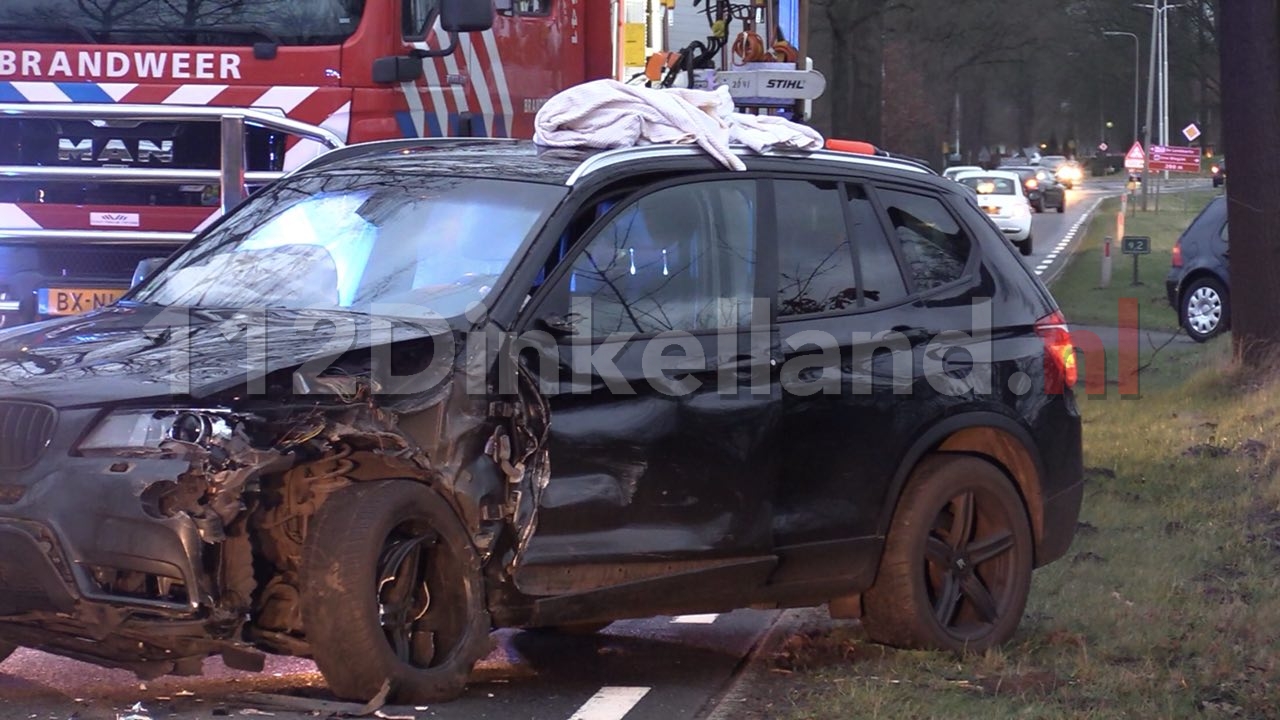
[
  {"left": 302, "top": 480, "right": 491, "bottom": 704},
  {"left": 1181, "top": 277, "right": 1229, "bottom": 342},
  {"left": 863, "top": 455, "right": 1033, "bottom": 654}
]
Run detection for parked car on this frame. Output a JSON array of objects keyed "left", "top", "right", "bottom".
[
  {"left": 0, "top": 139, "right": 1084, "bottom": 704},
  {"left": 1167, "top": 195, "right": 1229, "bottom": 341},
  {"left": 1004, "top": 165, "right": 1066, "bottom": 213},
  {"left": 954, "top": 170, "right": 1034, "bottom": 255},
  {"left": 943, "top": 164, "right": 984, "bottom": 181},
  {"left": 1211, "top": 157, "right": 1227, "bottom": 188}
]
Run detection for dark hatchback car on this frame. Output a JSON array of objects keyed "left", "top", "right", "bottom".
[
  {"left": 1168, "top": 195, "right": 1229, "bottom": 341},
  {"left": 1004, "top": 166, "right": 1067, "bottom": 213},
  {"left": 0, "top": 140, "right": 1083, "bottom": 703}
]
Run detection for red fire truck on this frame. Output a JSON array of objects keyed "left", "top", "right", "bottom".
[{"left": 0, "top": 0, "right": 818, "bottom": 325}]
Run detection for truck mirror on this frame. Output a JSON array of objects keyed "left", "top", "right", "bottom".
[{"left": 439, "top": 0, "right": 495, "bottom": 32}]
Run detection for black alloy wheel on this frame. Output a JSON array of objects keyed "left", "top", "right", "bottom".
[{"left": 863, "top": 455, "right": 1033, "bottom": 653}]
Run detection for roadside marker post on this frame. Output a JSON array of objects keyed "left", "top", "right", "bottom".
[{"left": 1101, "top": 236, "right": 1113, "bottom": 288}]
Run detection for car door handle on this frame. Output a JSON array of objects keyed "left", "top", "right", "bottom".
[{"left": 891, "top": 326, "right": 939, "bottom": 343}]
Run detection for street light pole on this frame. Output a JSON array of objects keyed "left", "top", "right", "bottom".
[
  {"left": 1103, "top": 31, "right": 1140, "bottom": 146},
  {"left": 1140, "top": 1, "right": 1160, "bottom": 210}
]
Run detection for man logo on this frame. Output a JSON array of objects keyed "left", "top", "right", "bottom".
[{"left": 58, "top": 138, "right": 175, "bottom": 164}]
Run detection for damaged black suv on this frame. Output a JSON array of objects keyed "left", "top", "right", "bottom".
[{"left": 0, "top": 139, "right": 1083, "bottom": 703}]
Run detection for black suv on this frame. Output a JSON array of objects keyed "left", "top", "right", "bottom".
[
  {"left": 0, "top": 139, "right": 1083, "bottom": 703},
  {"left": 1167, "top": 195, "right": 1230, "bottom": 341}
]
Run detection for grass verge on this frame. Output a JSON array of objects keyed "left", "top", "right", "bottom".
[
  {"left": 747, "top": 189, "right": 1280, "bottom": 720},
  {"left": 1051, "top": 189, "right": 1221, "bottom": 333}
]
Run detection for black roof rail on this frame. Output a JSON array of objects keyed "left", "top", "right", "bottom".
[{"left": 291, "top": 137, "right": 519, "bottom": 175}]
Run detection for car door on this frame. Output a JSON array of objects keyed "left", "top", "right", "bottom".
[
  {"left": 512, "top": 176, "right": 783, "bottom": 594},
  {"left": 768, "top": 176, "right": 913, "bottom": 596},
  {"left": 769, "top": 177, "right": 991, "bottom": 598}
]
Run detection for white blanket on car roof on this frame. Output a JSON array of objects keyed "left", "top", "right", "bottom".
[{"left": 533, "top": 79, "right": 824, "bottom": 171}]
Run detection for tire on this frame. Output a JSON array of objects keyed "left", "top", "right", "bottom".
[
  {"left": 1055, "top": 199, "right": 1066, "bottom": 214},
  {"left": 863, "top": 454, "right": 1033, "bottom": 654},
  {"left": 1034, "top": 198, "right": 1045, "bottom": 213},
  {"left": 1018, "top": 234, "right": 1033, "bottom": 256},
  {"left": 1181, "top": 277, "right": 1229, "bottom": 342},
  {"left": 302, "top": 480, "right": 491, "bottom": 705}
]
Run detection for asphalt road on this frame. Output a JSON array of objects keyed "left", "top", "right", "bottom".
[{"left": 0, "top": 178, "right": 1134, "bottom": 720}]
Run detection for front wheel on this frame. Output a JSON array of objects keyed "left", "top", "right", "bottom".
[
  {"left": 1181, "top": 277, "right": 1229, "bottom": 342},
  {"left": 302, "top": 481, "right": 491, "bottom": 704},
  {"left": 863, "top": 455, "right": 1034, "bottom": 654}
]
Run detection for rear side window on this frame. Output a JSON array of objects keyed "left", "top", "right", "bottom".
[
  {"left": 878, "top": 188, "right": 972, "bottom": 292},
  {"left": 775, "top": 180, "right": 857, "bottom": 317}
]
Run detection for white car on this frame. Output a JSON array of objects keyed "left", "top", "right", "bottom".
[
  {"left": 942, "top": 165, "right": 983, "bottom": 181},
  {"left": 954, "top": 170, "right": 1034, "bottom": 255}
]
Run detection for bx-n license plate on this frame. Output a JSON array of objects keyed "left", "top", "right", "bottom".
[{"left": 38, "top": 288, "right": 125, "bottom": 316}]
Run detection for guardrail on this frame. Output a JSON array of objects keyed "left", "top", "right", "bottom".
[{"left": 0, "top": 102, "right": 345, "bottom": 246}]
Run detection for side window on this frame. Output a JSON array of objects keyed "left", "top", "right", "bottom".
[
  {"left": 774, "top": 179, "right": 857, "bottom": 317},
  {"left": 878, "top": 188, "right": 972, "bottom": 292},
  {"left": 846, "top": 185, "right": 908, "bottom": 306},
  {"left": 558, "top": 180, "right": 757, "bottom": 336},
  {"left": 403, "top": 0, "right": 436, "bottom": 39},
  {"left": 497, "top": 0, "right": 552, "bottom": 16}
]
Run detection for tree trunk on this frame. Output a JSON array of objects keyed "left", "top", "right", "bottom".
[{"left": 1219, "top": 0, "right": 1280, "bottom": 365}]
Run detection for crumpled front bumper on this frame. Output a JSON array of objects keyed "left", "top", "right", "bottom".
[{"left": 0, "top": 409, "right": 207, "bottom": 622}]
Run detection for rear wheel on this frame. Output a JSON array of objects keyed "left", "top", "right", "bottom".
[
  {"left": 1018, "top": 233, "right": 1034, "bottom": 256},
  {"left": 1055, "top": 199, "right": 1066, "bottom": 214},
  {"left": 302, "top": 481, "right": 491, "bottom": 704},
  {"left": 863, "top": 455, "right": 1033, "bottom": 653},
  {"left": 1181, "top": 277, "right": 1229, "bottom": 342}
]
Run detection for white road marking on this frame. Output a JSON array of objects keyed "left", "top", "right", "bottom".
[
  {"left": 568, "top": 687, "right": 651, "bottom": 720},
  {"left": 671, "top": 614, "right": 719, "bottom": 624}
]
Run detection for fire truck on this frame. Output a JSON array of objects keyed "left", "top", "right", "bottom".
[{"left": 0, "top": 0, "right": 819, "bottom": 326}]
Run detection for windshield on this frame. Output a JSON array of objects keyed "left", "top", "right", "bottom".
[
  {"left": 132, "top": 172, "right": 566, "bottom": 318},
  {"left": 0, "top": 0, "right": 367, "bottom": 46},
  {"left": 959, "top": 177, "right": 1016, "bottom": 195}
]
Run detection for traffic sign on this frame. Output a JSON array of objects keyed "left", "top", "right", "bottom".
[
  {"left": 1149, "top": 145, "right": 1201, "bottom": 173},
  {"left": 1182, "top": 123, "right": 1201, "bottom": 142},
  {"left": 1123, "top": 141, "right": 1145, "bottom": 171},
  {"left": 1098, "top": 142, "right": 1109, "bottom": 152},
  {"left": 1122, "top": 235, "right": 1151, "bottom": 255}
]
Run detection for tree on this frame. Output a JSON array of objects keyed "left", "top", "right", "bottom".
[{"left": 1218, "top": 0, "right": 1280, "bottom": 366}]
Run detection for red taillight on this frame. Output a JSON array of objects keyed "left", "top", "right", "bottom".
[
  {"left": 1025, "top": 178, "right": 1039, "bottom": 189},
  {"left": 1172, "top": 242, "right": 1183, "bottom": 268},
  {"left": 1036, "top": 311, "right": 1077, "bottom": 393}
]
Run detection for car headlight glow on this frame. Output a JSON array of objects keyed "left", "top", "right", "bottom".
[{"left": 79, "top": 409, "right": 231, "bottom": 451}]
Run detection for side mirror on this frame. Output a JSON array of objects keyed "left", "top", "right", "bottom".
[
  {"left": 439, "top": 0, "right": 494, "bottom": 32},
  {"left": 131, "top": 257, "right": 166, "bottom": 288}
]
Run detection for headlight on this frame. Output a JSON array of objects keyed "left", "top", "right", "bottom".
[{"left": 79, "top": 409, "right": 231, "bottom": 451}]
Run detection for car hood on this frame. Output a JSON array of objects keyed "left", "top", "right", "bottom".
[{"left": 0, "top": 304, "right": 450, "bottom": 409}]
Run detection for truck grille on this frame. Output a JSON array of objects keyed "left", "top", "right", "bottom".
[
  {"left": 40, "top": 246, "right": 164, "bottom": 281},
  {"left": 0, "top": 402, "right": 57, "bottom": 469}
]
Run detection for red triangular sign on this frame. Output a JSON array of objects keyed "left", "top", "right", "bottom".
[{"left": 1125, "top": 141, "right": 1145, "bottom": 161}]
